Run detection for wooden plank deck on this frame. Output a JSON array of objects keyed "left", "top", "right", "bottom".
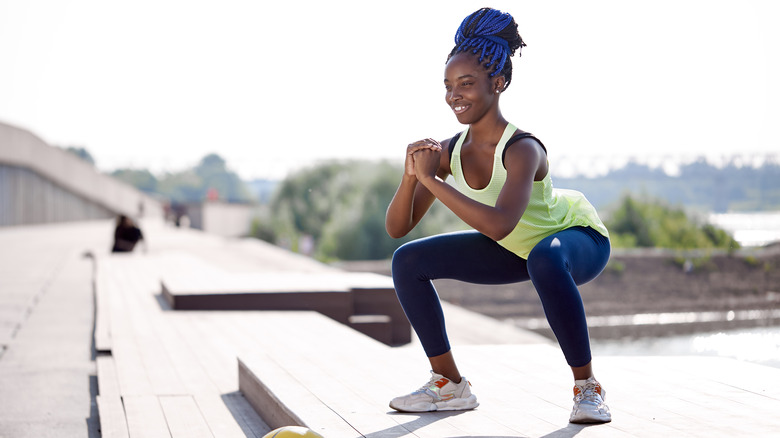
[
  {"left": 23, "top": 220, "right": 775, "bottom": 437},
  {"left": 96, "top": 254, "right": 272, "bottom": 437},
  {"left": 239, "top": 341, "right": 780, "bottom": 437},
  {"left": 159, "top": 254, "right": 411, "bottom": 346}
]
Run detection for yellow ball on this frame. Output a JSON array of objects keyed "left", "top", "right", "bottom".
[{"left": 263, "top": 426, "right": 324, "bottom": 438}]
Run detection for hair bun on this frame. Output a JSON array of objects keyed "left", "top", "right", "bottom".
[{"left": 448, "top": 8, "right": 526, "bottom": 88}]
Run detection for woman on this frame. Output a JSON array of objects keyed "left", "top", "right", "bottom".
[{"left": 385, "top": 7, "right": 612, "bottom": 424}]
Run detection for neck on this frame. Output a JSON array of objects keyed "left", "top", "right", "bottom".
[{"left": 467, "top": 108, "right": 508, "bottom": 143}]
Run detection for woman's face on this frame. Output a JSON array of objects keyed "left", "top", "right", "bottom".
[{"left": 444, "top": 52, "right": 503, "bottom": 125}]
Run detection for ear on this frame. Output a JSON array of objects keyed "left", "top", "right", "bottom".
[{"left": 493, "top": 75, "right": 507, "bottom": 93}]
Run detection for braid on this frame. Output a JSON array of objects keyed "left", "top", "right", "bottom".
[{"left": 447, "top": 7, "right": 526, "bottom": 89}]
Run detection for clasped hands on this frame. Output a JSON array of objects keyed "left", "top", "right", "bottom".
[{"left": 405, "top": 138, "right": 442, "bottom": 181}]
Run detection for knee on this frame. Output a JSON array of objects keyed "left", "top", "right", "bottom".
[{"left": 391, "top": 241, "right": 423, "bottom": 278}]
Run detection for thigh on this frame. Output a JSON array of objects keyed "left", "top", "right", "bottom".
[
  {"left": 530, "top": 226, "right": 610, "bottom": 285},
  {"left": 392, "top": 230, "right": 531, "bottom": 285}
]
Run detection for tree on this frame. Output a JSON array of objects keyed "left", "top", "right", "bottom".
[
  {"left": 605, "top": 195, "right": 739, "bottom": 250},
  {"left": 111, "top": 168, "right": 158, "bottom": 193},
  {"left": 157, "top": 170, "right": 204, "bottom": 203},
  {"left": 63, "top": 146, "right": 96, "bottom": 166},
  {"left": 116, "top": 153, "right": 254, "bottom": 204},
  {"left": 264, "top": 160, "right": 464, "bottom": 260},
  {"left": 192, "top": 153, "right": 252, "bottom": 203}
]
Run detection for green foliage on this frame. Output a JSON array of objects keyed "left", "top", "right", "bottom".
[
  {"left": 250, "top": 206, "right": 276, "bottom": 243},
  {"left": 112, "top": 153, "right": 252, "bottom": 204},
  {"left": 671, "top": 254, "right": 717, "bottom": 273},
  {"left": 63, "top": 146, "right": 96, "bottom": 166},
  {"left": 605, "top": 194, "right": 740, "bottom": 250},
  {"left": 258, "top": 160, "right": 464, "bottom": 261},
  {"left": 156, "top": 170, "right": 204, "bottom": 203},
  {"left": 604, "top": 260, "right": 625, "bottom": 275},
  {"left": 191, "top": 153, "right": 252, "bottom": 203},
  {"left": 111, "top": 168, "right": 158, "bottom": 193}
]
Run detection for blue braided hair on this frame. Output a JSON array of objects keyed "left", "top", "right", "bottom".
[{"left": 447, "top": 8, "right": 526, "bottom": 89}]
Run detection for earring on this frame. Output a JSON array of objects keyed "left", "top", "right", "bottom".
[{"left": 495, "top": 90, "right": 500, "bottom": 94}]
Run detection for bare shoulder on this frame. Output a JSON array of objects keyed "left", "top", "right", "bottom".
[
  {"left": 507, "top": 128, "right": 544, "bottom": 154},
  {"left": 504, "top": 128, "right": 548, "bottom": 179}
]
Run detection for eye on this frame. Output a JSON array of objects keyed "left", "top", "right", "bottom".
[{"left": 461, "top": 81, "right": 473, "bottom": 87}]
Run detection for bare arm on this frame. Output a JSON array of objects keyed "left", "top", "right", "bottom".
[
  {"left": 412, "top": 138, "right": 544, "bottom": 241},
  {"left": 385, "top": 138, "right": 451, "bottom": 238}
]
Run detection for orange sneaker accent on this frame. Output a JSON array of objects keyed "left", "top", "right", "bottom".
[
  {"left": 574, "top": 383, "right": 602, "bottom": 397},
  {"left": 433, "top": 378, "right": 450, "bottom": 389}
]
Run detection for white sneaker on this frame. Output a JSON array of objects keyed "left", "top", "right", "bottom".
[
  {"left": 389, "top": 371, "right": 479, "bottom": 412},
  {"left": 569, "top": 377, "right": 612, "bottom": 423}
]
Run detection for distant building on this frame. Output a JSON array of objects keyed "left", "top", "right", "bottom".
[
  {"left": 0, "top": 121, "right": 163, "bottom": 226},
  {"left": 179, "top": 201, "right": 257, "bottom": 238}
]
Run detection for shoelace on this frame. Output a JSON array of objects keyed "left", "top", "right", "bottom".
[
  {"left": 414, "top": 375, "right": 442, "bottom": 394},
  {"left": 575, "top": 382, "right": 602, "bottom": 405}
]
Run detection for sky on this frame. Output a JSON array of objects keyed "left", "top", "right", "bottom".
[{"left": 1, "top": 0, "right": 778, "bottom": 180}]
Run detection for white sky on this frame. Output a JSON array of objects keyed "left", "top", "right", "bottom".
[{"left": 1, "top": 0, "right": 778, "bottom": 180}]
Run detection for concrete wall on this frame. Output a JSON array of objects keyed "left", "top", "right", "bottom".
[
  {"left": 0, "top": 121, "right": 163, "bottom": 226},
  {"left": 202, "top": 201, "right": 255, "bottom": 237},
  {"left": 182, "top": 201, "right": 255, "bottom": 237}
]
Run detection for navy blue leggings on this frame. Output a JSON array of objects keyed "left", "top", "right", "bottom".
[{"left": 391, "top": 226, "right": 610, "bottom": 367}]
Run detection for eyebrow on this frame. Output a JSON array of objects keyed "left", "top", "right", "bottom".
[{"left": 444, "top": 74, "right": 477, "bottom": 83}]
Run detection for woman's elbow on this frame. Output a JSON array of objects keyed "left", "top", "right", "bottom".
[
  {"left": 485, "top": 229, "right": 511, "bottom": 242},
  {"left": 386, "top": 229, "right": 405, "bottom": 239},
  {"left": 484, "top": 220, "right": 517, "bottom": 242},
  {"left": 385, "top": 221, "right": 409, "bottom": 239}
]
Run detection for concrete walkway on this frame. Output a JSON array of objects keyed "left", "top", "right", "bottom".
[{"left": 0, "top": 221, "right": 113, "bottom": 437}]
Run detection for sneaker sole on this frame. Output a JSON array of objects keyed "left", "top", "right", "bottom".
[
  {"left": 570, "top": 416, "right": 612, "bottom": 424},
  {"left": 389, "top": 395, "right": 479, "bottom": 413},
  {"left": 569, "top": 413, "right": 612, "bottom": 424}
]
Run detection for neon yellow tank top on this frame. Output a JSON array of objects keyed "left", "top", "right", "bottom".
[{"left": 450, "top": 123, "right": 609, "bottom": 259}]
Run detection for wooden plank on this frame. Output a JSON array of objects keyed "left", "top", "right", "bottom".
[
  {"left": 123, "top": 395, "right": 171, "bottom": 438},
  {"left": 96, "top": 395, "right": 129, "bottom": 438},
  {"left": 112, "top": 261, "right": 187, "bottom": 396},
  {"left": 94, "top": 263, "right": 112, "bottom": 352},
  {"left": 96, "top": 355, "right": 122, "bottom": 398},
  {"left": 151, "top": 313, "right": 223, "bottom": 396},
  {"left": 238, "top": 356, "right": 307, "bottom": 430},
  {"left": 194, "top": 393, "right": 269, "bottom": 438},
  {"left": 351, "top": 287, "right": 411, "bottom": 345},
  {"left": 103, "top": 261, "right": 134, "bottom": 338},
  {"left": 238, "top": 355, "right": 361, "bottom": 438},
  {"left": 158, "top": 395, "right": 214, "bottom": 438},
  {"left": 228, "top": 312, "right": 391, "bottom": 436},
  {"left": 111, "top": 334, "right": 155, "bottom": 396},
  {"left": 168, "top": 312, "right": 241, "bottom": 394},
  {"left": 117, "top": 258, "right": 220, "bottom": 396}
]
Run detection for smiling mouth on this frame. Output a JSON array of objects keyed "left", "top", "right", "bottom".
[{"left": 452, "top": 104, "right": 470, "bottom": 114}]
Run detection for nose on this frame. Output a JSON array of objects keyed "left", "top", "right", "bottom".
[{"left": 448, "top": 89, "right": 461, "bottom": 105}]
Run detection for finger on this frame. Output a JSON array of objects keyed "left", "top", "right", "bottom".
[
  {"left": 408, "top": 144, "right": 436, "bottom": 155},
  {"left": 409, "top": 141, "right": 441, "bottom": 152},
  {"left": 424, "top": 138, "right": 443, "bottom": 149}
]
